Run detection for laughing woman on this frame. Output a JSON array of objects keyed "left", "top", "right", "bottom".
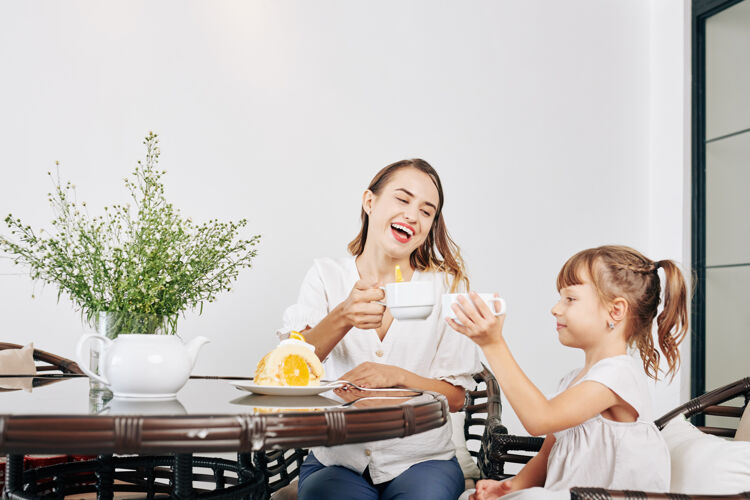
[{"left": 278, "top": 159, "right": 482, "bottom": 500}]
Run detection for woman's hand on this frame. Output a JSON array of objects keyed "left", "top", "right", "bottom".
[
  {"left": 332, "top": 386, "right": 411, "bottom": 408},
  {"left": 337, "top": 279, "right": 386, "bottom": 330},
  {"left": 470, "top": 479, "right": 516, "bottom": 499},
  {"left": 338, "top": 361, "right": 405, "bottom": 389},
  {"left": 446, "top": 292, "right": 505, "bottom": 348}
]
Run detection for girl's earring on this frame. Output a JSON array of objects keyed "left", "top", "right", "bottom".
[{"left": 608, "top": 321, "right": 615, "bottom": 330}]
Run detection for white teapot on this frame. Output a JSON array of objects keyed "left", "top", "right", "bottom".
[
  {"left": 101, "top": 397, "right": 188, "bottom": 415},
  {"left": 76, "top": 333, "right": 209, "bottom": 398}
]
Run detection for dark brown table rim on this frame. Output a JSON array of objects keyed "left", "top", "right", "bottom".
[{"left": 0, "top": 375, "right": 449, "bottom": 455}]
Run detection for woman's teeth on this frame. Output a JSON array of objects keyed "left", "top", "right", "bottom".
[{"left": 391, "top": 223, "right": 414, "bottom": 237}]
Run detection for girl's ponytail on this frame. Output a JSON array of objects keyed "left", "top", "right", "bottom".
[{"left": 655, "top": 259, "right": 689, "bottom": 380}]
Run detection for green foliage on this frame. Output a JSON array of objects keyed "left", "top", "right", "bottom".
[{"left": 0, "top": 132, "right": 260, "bottom": 334}]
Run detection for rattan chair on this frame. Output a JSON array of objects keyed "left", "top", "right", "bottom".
[
  {"left": 6, "top": 453, "right": 266, "bottom": 499},
  {"left": 479, "top": 376, "right": 750, "bottom": 498},
  {"left": 0, "top": 342, "right": 84, "bottom": 393},
  {"left": 1, "top": 344, "right": 268, "bottom": 499},
  {"left": 0, "top": 342, "right": 83, "bottom": 375},
  {"left": 254, "top": 364, "right": 503, "bottom": 499}
]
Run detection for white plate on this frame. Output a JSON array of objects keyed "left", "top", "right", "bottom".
[{"left": 229, "top": 380, "right": 342, "bottom": 396}]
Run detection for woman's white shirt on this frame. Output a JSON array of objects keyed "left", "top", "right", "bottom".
[{"left": 278, "top": 256, "right": 483, "bottom": 484}]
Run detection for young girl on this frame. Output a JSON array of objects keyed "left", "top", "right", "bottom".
[{"left": 451, "top": 245, "right": 688, "bottom": 499}]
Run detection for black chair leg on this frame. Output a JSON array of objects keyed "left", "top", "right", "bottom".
[
  {"left": 173, "top": 453, "right": 194, "bottom": 500},
  {"left": 238, "top": 453, "right": 261, "bottom": 500},
  {"left": 96, "top": 454, "right": 114, "bottom": 500},
  {"left": 4, "top": 455, "right": 24, "bottom": 499}
]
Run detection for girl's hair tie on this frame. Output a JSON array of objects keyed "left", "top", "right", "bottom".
[{"left": 653, "top": 260, "right": 663, "bottom": 271}]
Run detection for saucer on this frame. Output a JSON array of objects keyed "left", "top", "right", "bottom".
[{"left": 390, "top": 305, "right": 433, "bottom": 320}]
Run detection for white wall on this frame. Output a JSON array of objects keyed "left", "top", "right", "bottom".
[
  {"left": 648, "top": 0, "right": 692, "bottom": 412},
  {"left": 0, "top": 0, "right": 690, "bottom": 435}
]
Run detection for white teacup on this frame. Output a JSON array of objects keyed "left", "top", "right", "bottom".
[
  {"left": 442, "top": 293, "right": 506, "bottom": 325},
  {"left": 381, "top": 281, "right": 435, "bottom": 320}
]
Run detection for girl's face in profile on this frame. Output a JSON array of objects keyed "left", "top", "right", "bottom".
[
  {"left": 551, "top": 272, "right": 611, "bottom": 349},
  {"left": 364, "top": 167, "right": 439, "bottom": 260}
]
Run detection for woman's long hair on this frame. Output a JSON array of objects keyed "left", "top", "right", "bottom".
[
  {"left": 556, "top": 245, "right": 689, "bottom": 380},
  {"left": 347, "top": 159, "right": 468, "bottom": 292}
]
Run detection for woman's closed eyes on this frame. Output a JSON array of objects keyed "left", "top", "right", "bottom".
[{"left": 395, "top": 196, "right": 433, "bottom": 218}]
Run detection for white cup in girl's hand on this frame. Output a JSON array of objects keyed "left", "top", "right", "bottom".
[{"left": 442, "top": 293, "right": 506, "bottom": 325}]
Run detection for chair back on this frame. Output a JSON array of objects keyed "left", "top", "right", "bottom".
[
  {"left": 465, "top": 365, "right": 502, "bottom": 460},
  {"left": 655, "top": 377, "right": 750, "bottom": 438},
  {"left": 0, "top": 342, "right": 83, "bottom": 375}
]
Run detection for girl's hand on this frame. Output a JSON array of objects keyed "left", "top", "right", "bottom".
[
  {"left": 338, "top": 361, "right": 405, "bottom": 389},
  {"left": 338, "top": 279, "right": 386, "bottom": 330},
  {"left": 446, "top": 292, "right": 505, "bottom": 348},
  {"left": 470, "top": 478, "right": 515, "bottom": 499}
]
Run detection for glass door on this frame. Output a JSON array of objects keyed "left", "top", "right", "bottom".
[{"left": 693, "top": 0, "right": 750, "bottom": 427}]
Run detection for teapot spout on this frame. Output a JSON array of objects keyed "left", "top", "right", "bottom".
[{"left": 185, "top": 336, "right": 210, "bottom": 369}]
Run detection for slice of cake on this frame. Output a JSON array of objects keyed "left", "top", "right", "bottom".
[{"left": 254, "top": 338, "right": 324, "bottom": 386}]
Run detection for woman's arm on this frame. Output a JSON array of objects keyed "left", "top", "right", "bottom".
[
  {"left": 400, "top": 370, "right": 466, "bottom": 412},
  {"left": 293, "top": 270, "right": 467, "bottom": 409},
  {"left": 299, "top": 309, "right": 350, "bottom": 362},
  {"left": 301, "top": 279, "right": 386, "bottom": 361},
  {"left": 338, "top": 361, "right": 467, "bottom": 412}
]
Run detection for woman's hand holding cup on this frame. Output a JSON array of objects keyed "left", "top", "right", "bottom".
[
  {"left": 445, "top": 291, "right": 506, "bottom": 348},
  {"left": 338, "top": 279, "right": 386, "bottom": 330}
]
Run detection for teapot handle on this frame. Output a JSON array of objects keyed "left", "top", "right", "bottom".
[{"left": 75, "top": 333, "right": 113, "bottom": 385}]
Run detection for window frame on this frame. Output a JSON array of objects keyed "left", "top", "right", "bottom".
[{"left": 691, "top": 0, "right": 746, "bottom": 422}]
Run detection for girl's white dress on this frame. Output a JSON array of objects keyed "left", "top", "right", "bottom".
[{"left": 463, "top": 354, "right": 670, "bottom": 499}]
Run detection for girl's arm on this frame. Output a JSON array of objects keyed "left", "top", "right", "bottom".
[
  {"left": 483, "top": 340, "right": 619, "bottom": 435},
  {"left": 449, "top": 293, "right": 621, "bottom": 436}
]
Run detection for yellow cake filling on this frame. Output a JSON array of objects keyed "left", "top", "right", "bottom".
[{"left": 254, "top": 340, "right": 324, "bottom": 386}]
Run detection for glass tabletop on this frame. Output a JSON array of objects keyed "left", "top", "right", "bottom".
[{"left": 0, "top": 375, "right": 428, "bottom": 416}]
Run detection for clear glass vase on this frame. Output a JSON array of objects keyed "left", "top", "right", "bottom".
[{"left": 87, "top": 311, "right": 176, "bottom": 411}]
